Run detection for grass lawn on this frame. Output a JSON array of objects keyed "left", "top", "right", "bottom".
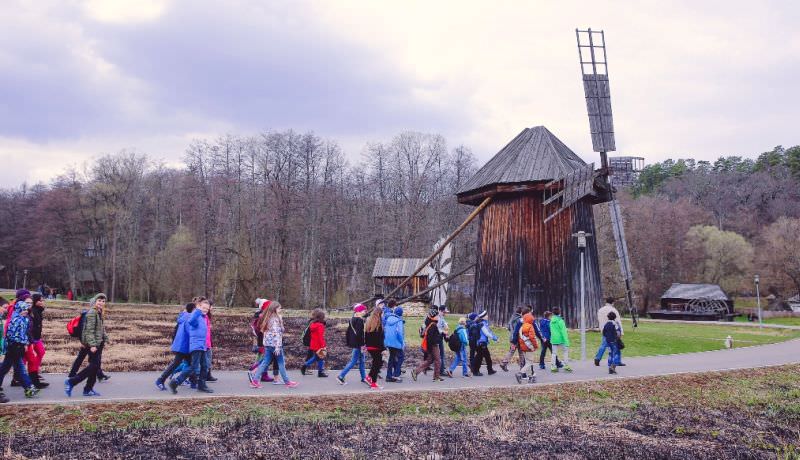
[
  {"left": 403, "top": 316, "right": 800, "bottom": 359},
  {"left": 735, "top": 315, "right": 800, "bottom": 327}
]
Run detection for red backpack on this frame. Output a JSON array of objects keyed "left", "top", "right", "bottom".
[{"left": 67, "top": 310, "right": 88, "bottom": 339}]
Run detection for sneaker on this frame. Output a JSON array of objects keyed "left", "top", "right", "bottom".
[
  {"left": 97, "top": 374, "right": 111, "bottom": 382},
  {"left": 550, "top": 367, "right": 559, "bottom": 373},
  {"left": 272, "top": 379, "right": 284, "bottom": 385},
  {"left": 594, "top": 358, "right": 600, "bottom": 366},
  {"left": 609, "top": 367, "right": 617, "bottom": 375},
  {"left": 24, "top": 387, "right": 40, "bottom": 398},
  {"left": 617, "top": 363, "right": 627, "bottom": 366},
  {"left": 434, "top": 377, "right": 445, "bottom": 382},
  {"left": 182, "top": 380, "right": 192, "bottom": 387},
  {"left": 515, "top": 372, "right": 523, "bottom": 384},
  {"left": 361, "top": 378, "right": 372, "bottom": 387},
  {"left": 250, "top": 380, "right": 262, "bottom": 389},
  {"left": 539, "top": 364, "right": 545, "bottom": 370},
  {"left": 499, "top": 363, "right": 509, "bottom": 372},
  {"left": 197, "top": 386, "right": 214, "bottom": 393},
  {"left": 155, "top": 379, "right": 166, "bottom": 391},
  {"left": 528, "top": 375, "right": 537, "bottom": 384},
  {"left": 190, "top": 382, "right": 197, "bottom": 389},
  {"left": 473, "top": 371, "right": 484, "bottom": 377},
  {"left": 82, "top": 389, "right": 101, "bottom": 397},
  {"left": 168, "top": 380, "right": 179, "bottom": 394},
  {"left": 564, "top": 366, "right": 573, "bottom": 373},
  {"left": 261, "top": 375, "right": 275, "bottom": 383},
  {"left": 205, "top": 375, "right": 218, "bottom": 382},
  {"left": 336, "top": 375, "right": 347, "bottom": 385},
  {"left": 487, "top": 369, "right": 497, "bottom": 376},
  {"left": 247, "top": 371, "right": 256, "bottom": 384},
  {"left": 64, "top": 379, "right": 74, "bottom": 397},
  {"left": 385, "top": 377, "right": 397, "bottom": 383},
  {"left": 411, "top": 369, "right": 418, "bottom": 381},
  {"left": 300, "top": 365, "right": 307, "bottom": 375},
  {"left": 285, "top": 381, "right": 299, "bottom": 388},
  {"left": 369, "top": 381, "right": 381, "bottom": 390},
  {"left": 445, "top": 370, "right": 453, "bottom": 378},
  {"left": 318, "top": 371, "right": 329, "bottom": 378},
  {"left": 463, "top": 373, "right": 470, "bottom": 377}
]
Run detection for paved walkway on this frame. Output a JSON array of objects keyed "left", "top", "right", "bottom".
[{"left": 5, "top": 338, "right": 799, "bottom": 405}]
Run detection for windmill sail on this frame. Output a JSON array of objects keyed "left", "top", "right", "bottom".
[{"left": 427, "top": 237, "right": 452, "bottom": 307}]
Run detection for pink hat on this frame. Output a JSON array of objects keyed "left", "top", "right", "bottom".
[
  {"left": 352, "top": 303, "right": 367, "bottom": 313},
  {"left": 255, "top": 298, "right": 272, "bottom": 311}
]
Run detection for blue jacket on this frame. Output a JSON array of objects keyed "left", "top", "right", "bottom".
[
  {"left": 538, "top": 318, "right": 552, "bottom": 340},
  {"left": 602, "top": 321, "right": 618, "bottom": 344},
  {"left": 170, "top": 311, "right": 191, "bottom": 354},
  {"left": 478, "top": 320, "right": 498, "bottom": 345},
  {"left": 185, "top": 309, "right": 208, "bottom": 352},
  {"left": 6, "top": 304, "right": 30, "bottom": 345},
  {"left": 383, "top": 313, "right": 405, "bottom": 349},
  {"left": 455, "top": 325, "right": 468, "bottom": 346}
]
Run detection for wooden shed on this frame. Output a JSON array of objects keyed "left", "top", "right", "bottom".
[
  {"left": 372, "top": 258, "right": 429, "bottom": 299},
  {"left": 456, "top": 126, "right": 609, "bottom": 328},
  {"left": 650, "top": 283, "right": 735, "bottom": 321}
]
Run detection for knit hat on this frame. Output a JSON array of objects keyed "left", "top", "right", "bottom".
[
  {"left": 353, "top": 303, "right": 367, "bottom": 313},
  {"left": 90, "top": 293, "right": 107, "bottom": 308},
  {"left": 477, "top": 310, "right": 488, "bottom": 320},
  {"left": 15, "top": 289, "right": 31, "bottom": 301},
  {"left": 468, "top": 312, "right": 477, "bottom": 321},
  {"left": 16, "top": 300, "right": 31, "bottom": 312},
  {"left": 256, "top": 298, "right": 271, "bottom": 311},
  {"left": 428, "top": 308, "right": 439, "bottom": 318},
  {"left": 394, "top": 306, "right": 403, "bottom": 317}
]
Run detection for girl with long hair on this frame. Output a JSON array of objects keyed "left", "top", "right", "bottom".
[{"left": 363, "top": 307, "right": 385, "bottom": 390}]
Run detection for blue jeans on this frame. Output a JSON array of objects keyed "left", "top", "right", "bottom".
[
  {"left": 595, "top": 337, "right": 622, "bottom": 365},
  {"left": 386, "top": 347, "right": 404, "bottom": 379},
  {"left": 204, "top": 348, "right": 213, "bottom": 377},
  {"left": 438, "top": 340, "right": 447, "bottom": 374},
  {"left": 607, "top": 342, "right": 620, "bottom": 367},
  {"left": 252, "top": 346, "right": 290, "bottom": 383},
  {"left": 449, "top": 348, "right": 469, "bottom": 375},
  {"left": 0, "top": 343, "right": 32, "bottom": 388},
  {"left": 339, "top": 348, "right": 366, "bottom": 380},
  {"left": 304, "top": 353, "right": 325, "bottom": 371},
  {"left": 174, "top": 349, "right": 208, "bottom": 387}
]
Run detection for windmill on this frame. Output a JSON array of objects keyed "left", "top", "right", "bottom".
[
  {"left": 544, "top": 28, "right": 638, "bottom": 326},
  {"left": 426, "top": 237, "right": 452, "bottom": 307}
]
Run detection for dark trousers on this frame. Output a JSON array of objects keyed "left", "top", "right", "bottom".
[
  {"left": 0, "top": 343, "right": 32, "bottom": 388},
  {"left": 437, "top": 340, "right": 447, "bottom": 374},
  {"left": 471, "top": 343, "right": 494, "bottom": 373},
  {"left": 539, "top": 340, "right": 563, "bottom": 368},
  {"left": 469, "top": 343, "right": 477, "bottom": 366},
  {"left": 157, "top": 352, "right": 191, "bottom": 384},
  {"left": 386, "top": 347, "right": 404, "bottom": 379},
  {"left": 68, "top": 347, "right": 102, "bottom": 392},
  {"left": 368, "top": 349, "right": 383, "bottom": 382},
  {"left": 174, "top": 350, "right": 208, "bottom": 389},
  {"left": 69, "top": 344, "right": 106, "bottom": 378}
]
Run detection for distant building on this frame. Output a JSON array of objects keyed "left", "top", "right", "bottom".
[
  {"left": 608, "top": 156, "right": 644, "bottom": 188},
  {"left": 372, "top": 258, "right": 429, "bottom": 299}
]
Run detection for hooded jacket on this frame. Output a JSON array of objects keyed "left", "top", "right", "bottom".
[
  {"left": 29, "top": 303, "right": 44, "bottom": 341},
  {"left": 170, "top": 311, "right": 191, "bottom": 354},
  {"left": 549, "top": 314, "right": 570, "bottom": 346},
  {"left": 6, "top": 302, "right": 31, "bottom": 345},
  {"left": 186, "top": 308, "right": 209, "bottom": 352},
  {"left": 518, "top": 313, "right": 539, "bottom": 352},
  {"left": 81, "top": 294, "right": 109, "bottom": 348},
  {"left": 423, "top": 316, "right": 443, "bottom": 347},
  {"left": 383, "top": 312, "right": 405, "bottom": 349},
  {"left": 308, "top": 321, "right": 326, "bottom": 351}
]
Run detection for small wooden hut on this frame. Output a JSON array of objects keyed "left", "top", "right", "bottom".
[
  {"left": 456, "top": 126, "right": 608, "bottom": 328},
  {"left": 372, "top": 258, "right": 429, "bottom": 299}
]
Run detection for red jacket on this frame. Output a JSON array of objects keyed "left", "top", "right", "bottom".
[{"left": 309, "top": 321, "right": 326, "bottom": 351}]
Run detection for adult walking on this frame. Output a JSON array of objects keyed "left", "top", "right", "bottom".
[
  {"left": 25, "top": 294, "right": 49, "bottom": 388},
  {"left": 169, "top": 299, "right": 214, "bottom": 393},
  {"left": 411, "top": 308, "right": 444, "bottom": 382},
  {"left": 594, "top": 297, "right": 624, "bottom": 367},
  {"left": 364, "top": 307, "right": 385, "bottom": 389},
  {"left": 64, "top": 293, "right": 108, "bottom": 397}
]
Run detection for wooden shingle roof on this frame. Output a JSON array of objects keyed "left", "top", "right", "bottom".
[
  {"left": 661, "top": 283, "right": 729, "bottom": 301},
  {"left": 456, "top": 126, "right": 587, "bottom": 202},
  {"left": 372, "top": 258, "right": 426, "bottom": 278}
]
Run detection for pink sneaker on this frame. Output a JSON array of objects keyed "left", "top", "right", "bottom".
[
  {"left": 285, "top": 381, "right": 299, "bottom": 388},
  {"left": 369, "top": 381, "right": 381, "bottom": 390},
  {"left": 250, "top": 380, "right": 262, "bottom": 389},
  {"left": 272, "top": 378, "right": 284, "bottom": 385}
]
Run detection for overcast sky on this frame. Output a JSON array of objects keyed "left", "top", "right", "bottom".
[{"left": 2, "top": 0, "right": 799, "bottom": 187}]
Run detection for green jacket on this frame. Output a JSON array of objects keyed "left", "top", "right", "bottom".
[
  {"left": 81, "top": 308, "right": 108, "bottom": 347},
  {"left": 549, "top": 315, "right": 570, "bottom": 346}
]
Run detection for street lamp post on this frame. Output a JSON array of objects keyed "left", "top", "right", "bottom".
[
  {"left": 755, "top": 275, "right": 762, "bottom": 328},
  {"left": 22, "top": 269, "right": 29, "bottom": 290},
  {"left": 574, "top": 230, "right": 592, "bottom": 361}
]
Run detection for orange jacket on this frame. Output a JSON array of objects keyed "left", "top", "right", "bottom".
[{"left": 518, "top": 313, "right": 539, "bottom": 352}]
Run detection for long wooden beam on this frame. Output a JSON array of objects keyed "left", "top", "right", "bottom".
[
  {"left": 397, "top": 263, "right": 475, "bottom": 305},
  {"left": 384, "top": 196, "right": 492, "bottom": 300}
]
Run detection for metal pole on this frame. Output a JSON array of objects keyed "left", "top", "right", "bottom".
[
  {"left": 580, "top": 247, "right": 586, "bottom": 361},
  {"left": 22, "top": 269, "right": 28, "bottom": 290},
  {"left": 755, "top": 275, "right": 762, "bottom": 328},
  {"left": 13, "top": 270, "right": 18, "bottom": 291}
]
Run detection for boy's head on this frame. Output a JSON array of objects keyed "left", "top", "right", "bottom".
[
  {"left": 607, "top": 311, "right": 617, "bottom": 321},
  {"left": 458, "top": 317, "right": 466, "bottom": 326},
  {"left": 428, "top": 308, "right": 439, "bottom": 320},
  {"left": 523, "top": 305, "right": 533, "bottom": 315},
  {"left": 438, "top": 305, "right": 448, "bottom": 315},
  {"left": 92, "top": 293, "right": 107, "bottom": 310},
  {"left": 185, "top": 302, "right": 196, "bottom": 313},
  {"left": 311, "top": 308, "right": 326, "bottom": 322},
  {"left": 514, "top": 306, "right": 523, "bottom": 315},
  {"left": 552, "top": 307, "right": 561, "bottom": 316},
  {"left": 468, "top": 312, "right": 478, "bottom": 322},
  {"left": 544, "top": 310, "right": 552, "bottom": 319}
]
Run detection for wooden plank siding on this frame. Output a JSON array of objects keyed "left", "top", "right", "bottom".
[
  {"left": 376, "top": 276, "right": 429, "bottom": 299},
  {"left": 471, "top": 193, "right": 603, "bottom": 329}
]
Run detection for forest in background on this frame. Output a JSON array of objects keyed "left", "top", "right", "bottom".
[{"left": 1, "top": 134, "right": 799, "bottom": 311}]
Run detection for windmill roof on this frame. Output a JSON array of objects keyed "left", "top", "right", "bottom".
[
  {"left": 456, "top": 126, "right": 587, "bottom": 198},
  {"left": 372, "top": 258, "right": 426, "bottom": 278},
  {"left": 661, "top": 283, "right": 730, "bottom": 301}
]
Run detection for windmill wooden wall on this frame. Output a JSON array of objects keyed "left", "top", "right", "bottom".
[{"left": 472, "top": 191, "right": 603, "bottom": 328}]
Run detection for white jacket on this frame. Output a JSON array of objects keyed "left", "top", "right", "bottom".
[{"left": 597, "top": 303, "right": 623, "bottom": 335}]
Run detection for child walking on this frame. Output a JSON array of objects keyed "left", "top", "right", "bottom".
[
  {"left": 471, "top": 310, "right": 498, "bottom": 376},
  {"left": 549, "top": 307, "right": 572, "bottom": 373},
  {"left": 411, "top": 308, "right": 444, "bottom": 382},
  {"left": 0, "top": 295, "right": 39, "bottom": 402},
  {"left": 536, "top": 311, "right": 563, "bottom": 370},
  {"left": 515, "top": 313, "right": 539, "bottom": 384},
  {"left": 364, "top": 307, "right": 385, "bottom": 389},
  {"left": 25, "top": 293, "right": 49, "bottom": 388},
  {"left": 169, "top": 299, "right": 214, "bottom": 393},
  {"left": 603, "top": 311, "right": 621, "bottom": 375},
  {"left": 383, "top": 305, "right": 405, "bottom": 383},
  {"left": 300, "top": 309, "right": 328, "bottom": 378},
  {"left": 155, "top": 302, "right": 194, "bottom": 390},
  {"left": 447, "top": 317, "right": 470, "bottom": 377},
  {"left": 248, "top": 301, "right": 298, "bottom": 388},
  {"left": 337, "top": 304, "right": 367, "bottom": 385},
  {"left": 65, "top": 293, "right": 109, "bottom": 397},
  {"left": 251, "top": 299, "right": 281, "bottom": 382}
]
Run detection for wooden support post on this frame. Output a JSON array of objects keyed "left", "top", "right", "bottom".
[{"left": 384, "top": 196, "right": 492, "bottom": 300}]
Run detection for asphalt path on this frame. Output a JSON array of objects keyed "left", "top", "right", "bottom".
[{"left": 3, "top": 337, "right": 798, "bottom": 405}]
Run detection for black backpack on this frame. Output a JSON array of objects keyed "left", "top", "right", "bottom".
[
  {"left": 448, "top": 330, "right": 462, "bottom": 352},
  {"left": 468, "top": 321, "right": 482, "bottom": 345},
  {"left": 301, "top": 321, "right": 312, "bottom": 347}
]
